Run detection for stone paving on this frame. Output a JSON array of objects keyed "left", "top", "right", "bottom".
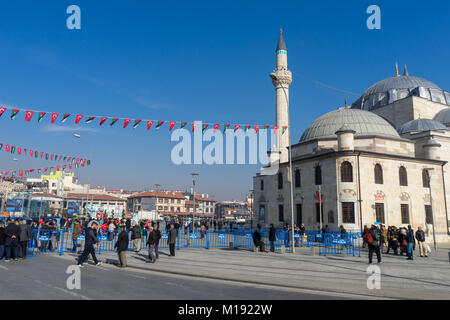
[{"left": 60, "top": 244, "right": 450, "bottom": 299}]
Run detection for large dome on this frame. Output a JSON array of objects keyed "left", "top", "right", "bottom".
[
  {"left": 352, "top": 71, "right": 449, "bottom": 111},
  {"left": 300, "top": 108, "right": 400, "bottom": 142},
  {"left": 362, "top": 75, "right": 440, "bottom": 96}
]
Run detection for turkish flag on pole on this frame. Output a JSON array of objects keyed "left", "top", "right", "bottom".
[
  {"left": 75, "top": 115, "right": 83, "bottom": 124},
  {"left": 51, "top": 113, "right": 59, "bottom": 123},
  {"left": 25, "top": 110, "right": 34, "bottom": 121},
  {"left": 317, "top": 188, "right": 322, "bottom": 203}
]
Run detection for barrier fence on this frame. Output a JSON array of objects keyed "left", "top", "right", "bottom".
[{"left": 24, "top": 228, "right": 362, "bottom": 258}]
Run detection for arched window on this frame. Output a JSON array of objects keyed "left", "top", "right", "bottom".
[
  {"left": 315, "top": 166, "right": 322, "bottom": 185},
  {"left": 278, "top": 172, "right": 283, "bottom": 189},
  {"left": 260, "top": 179, "right": 264, "bottom": 191},
  {"left": 399, "top": 166, "right": 408, "bottom": 186},
  {"left": 340, "top": 161, "right": 353, "bottom": 182},
  {"left": 374, "top": 164, "right": 383, "bottom": 184},
  {"left": 422, "top": 169, "right": 430, "bottom": 188},
  {"left": 295, "top": 169, "right": 301, "bottom": 188}
]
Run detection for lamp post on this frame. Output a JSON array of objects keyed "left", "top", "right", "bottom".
[
  {"left": 191, "top": 173, "right": 199, "bottom": 229},
  {"left": 74, "top": 133, "right": 92, "bottom": 219},
  {"left": 425, "top": 168, "right": 437, "bottom": 251},
  {"left": 272, "top": 75, "right": 295, "bottom": 254}
]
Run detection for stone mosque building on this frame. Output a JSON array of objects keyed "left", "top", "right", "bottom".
[{"left": 253, "top": 31, "right": 450, "bottom": 242}]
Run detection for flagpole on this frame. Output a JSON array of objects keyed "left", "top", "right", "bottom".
[{"left": 319, "top": 185, "right": 323, "bottom": 231}]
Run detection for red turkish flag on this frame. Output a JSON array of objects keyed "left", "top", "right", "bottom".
[
  {"left": 273, "top": 126, "right": 279, "bottom": 134},
  {"left": 213, "top": 124, "right": 220, "bottom": 133},
  {"left": 0, "top": 107, "right": 6, "bottom": 117},
  {"left": 25, "top": 110, "right": 34, "bottom": 121},
  {"left": 40, "top": 152, "right": 44, "bottom": 158},
  {"left": 169, "top": 121, "right": 176, "bottom": 131},
  {"left": 192, "top": 123, "right": 198, "bottom": 132},
  {"left": 30, "top": 150, "right": 33, "bottom": 157},
  {"left": 234, "top": 125, "right": 240, "bottom": 133},
  {"left": 19, "top": 170, "right": 23, "bottom": 177},
  {"left": 254, "top": 125, "right": 260, "bottom": 134},
  {"left": 99, "top": 117, "right": 107, "bottom": 126},
  {"left": 50, "top": 154, "right": 54, "bottom": 160},
  {"left": 317, "top": 190, "right": 322, "bottom": 203},
  {"left": 17, "top": 148, "right": 21, "bottom": 155},
  {"left": 123, "top": 119, "right": 131, "bottom": 128},
  {"left": 75, "top": 115, "right": 83, "bottom": 124},
  {"left": 69, "top": 164, "right": 72, "bottom": 170},
  {"left": 146, "top": 120, "right": 154, "bottom": 130},
  {"left": 51, "top": 113, "right": 59, "bottom": 123}
]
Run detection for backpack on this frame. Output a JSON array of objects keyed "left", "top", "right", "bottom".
[{"left": 363, "top": 231, "right": 374, "bottom": 244}]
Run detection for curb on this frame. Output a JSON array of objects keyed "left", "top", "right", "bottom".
[{"left": 101, "top": 257, "right": 403, "bottom": 300}]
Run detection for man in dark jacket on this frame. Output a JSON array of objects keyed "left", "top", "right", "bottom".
[
  {"left": 131, "top": 223, "right": 141, "bottom": 252},
  {"left": 114, "top": 225, "right": 129, "bottom": 268},
  {"left": 0, "top": 222, "right": 6, "bottom": 260},
  {"left": 18, "top": 220, "right": 31, "bottom": 259},
  {"left": 77, "top": 222, "right": 101, "bottom": 267},
  {"left": 252, "top": 229, "right": 265, "bottom": 252},
  {"left": 5, "top": 220, "right": 21, "bottom": 261},
  {"left": 368, "top": 225, "right": 382, "bottom": 264},
  {"left": 146, "top": 226, "right": 161, "bottom": 263},
  {"left": 268, "top": 224, "right": 276, "bottom": 252},
  {"left": 168, "top": 224, "right": 177, "bottom": 256},
  {"left": 406, "top": 225, "right": 415, "bottom": 260},
  {"left": 415, "top": 226, "right": 427, "bottom": 257}
]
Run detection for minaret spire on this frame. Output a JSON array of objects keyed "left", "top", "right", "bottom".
[
  {"left": 270, "top": 29, "right": 292, "bottom": 164},
  {"left": 395, "top": 62, "right": 399, "bottom": 77}
]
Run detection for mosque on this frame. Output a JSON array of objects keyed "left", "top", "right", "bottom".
[{"left": 253, "top": 31, "right": 450, "bottom": 243}]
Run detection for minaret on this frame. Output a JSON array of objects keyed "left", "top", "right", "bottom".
[{"left": 270, "top": 29, "right": 292, "bottom": 163}]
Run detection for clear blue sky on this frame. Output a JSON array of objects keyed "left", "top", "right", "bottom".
[{"left": 0, "top": 0, "right": 449, "bottom": 201}]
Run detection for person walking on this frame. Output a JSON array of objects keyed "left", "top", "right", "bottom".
[
  {"left": 415, "top": 226, "right": 428, "bottom": 257},
  {"left": 367, "top": 224, "right": 383, "bottom": 265},
  {"left": 406, "top": 225, "right": 415, "bottom": 260},
  {"left": 114, "top": 225, "right": 129, "bottom": 268},
  {"left": 268, "top": 224, "right": 276, "bottom": 252},
  {"left": 18, "top": 220, "right": 31, "bottom": 259},
  {"left": 5, "top": 220, "right": 21, "bottom": 261},
  {"left": 0, "top": 222, "right": 6, "bottom": 260},
  {"left": 77, "top": 221, "right": 101, "bottom": 267},
  {"left": 131, "top": 222, "right": 142, "bottom": 252},
  {"left": 72, "top": 219, "right": 82, "bottom": 252},
  {"left": 168, "top": 224, "right": 177, "bottom": 256},
  {"left": 146, "top": 226, "right": 159, "bottom": 263}
]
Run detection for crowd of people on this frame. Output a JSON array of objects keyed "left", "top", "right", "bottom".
[{"left": 362, "top": 223, "right": 430, "bottom": 264}]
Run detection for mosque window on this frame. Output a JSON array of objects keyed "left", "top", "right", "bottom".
[
  {"left": 278, "top": 204, "right": 284, "bottom": 222},
  {"left": 375, "top": 203, "right": 385, "bottom": 224},
  {"left": 315, "top": 166, "right": 322, "bottom": 185},
  {"left": 260, "top": 179, "right": 264, "bottom": 191},
  {"left": 374, "top": 164, "right": 383, "bottom": 184},
  {"left": 430, "top": 89, "right": 446, "bottom": 104},
  {"left": 278, "top": 172, "right": 283, "bottom": 189},
  {"left": 422, "top": 169, "right": 430, "bottom": 188},
  {"left": 399, "top": 166, "right": 408, "bottom": 186},
  {"left": 327, "top": 210, "right": 334, "bottom": 223},
  {"left": 295, "top": 169, "right": 301, "bottom": 188},
  {"left": 425, "top": 205, "right": 433, "bottom": 224},
  {"left": 401, "top": 204, "right": 410, "bottom": 224},
  {"left": 397, "top": 89, "right": 409, "bottom": 100},
  {"left": 445, "top": 92, "right": 450, "bottom": 105},
  {"left": 340, "top": 162, "right": 353, "bottom": 182},
  {"left": 341, "top": 202, "right": 355, "bottom": 224}
]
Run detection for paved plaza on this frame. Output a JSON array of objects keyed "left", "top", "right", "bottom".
[{"left": 50, "top": 244, "right": 450, "bottom": 299}]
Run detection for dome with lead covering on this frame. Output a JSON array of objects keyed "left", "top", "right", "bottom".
[
  {"left": 397, "top": 118, "right": 448, "bottom": 134},
  {"left": 433, "top": 108, "right": 450, "bottom": 126},
  {"left": 351, "top": 66, "right": 450, "bottom": 110},
  {"left": 300, "top": 108, "right": 400, "bottom": 142}
]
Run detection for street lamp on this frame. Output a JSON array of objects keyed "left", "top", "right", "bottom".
[
  {"left": 191, "top": 173, "right": 199, "bottom": 229},
  {"left": 74, "top": 133, "right": 92, "bottom": 219},
  {"left": 272, "top": 75, "right": 295, "bottom": 254},
  {"left": 425, "top": 168, "right": 437, "bottom": 251}
]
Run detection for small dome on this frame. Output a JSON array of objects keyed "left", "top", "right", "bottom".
[
  {"left": 433, "top": 108, "right": 450, "bottom": 126},
  {"left": 300, "top": 108, "right": 400, "bottom": 142},
  {"left": 397, "top": 118, "right": 448, "bottom": 134}
]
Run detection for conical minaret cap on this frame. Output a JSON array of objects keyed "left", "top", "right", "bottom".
[{"left": 276, "top": 28, "right": 287, "bottom": 51}]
